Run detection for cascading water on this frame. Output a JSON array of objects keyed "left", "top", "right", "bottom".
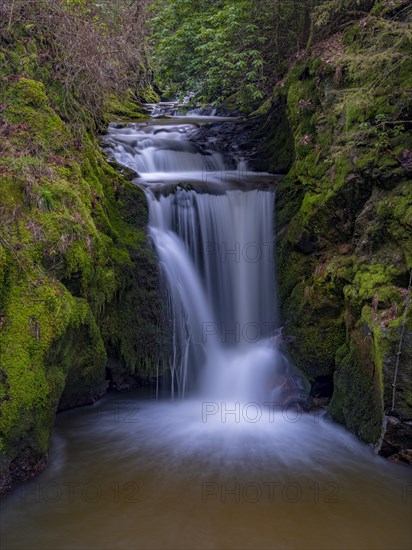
[
  {"left": 103, "top": 118, "right": 306, "bottom": 404},
  {"left": 148, "top": 189, "right": 290, "bottom": 401},
  {"left": 103, "top": 122, "right": 239, "bottom": 186}
]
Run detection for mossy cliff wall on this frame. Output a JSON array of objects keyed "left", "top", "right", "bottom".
[
  {"left": 0, "top": 37, "right": 161, "bottom": 493},
  {"left": 258, "top": 5, "right": 411, "bottom": 460}
]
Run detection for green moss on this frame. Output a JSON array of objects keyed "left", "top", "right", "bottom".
[
  {"left": 105, "top": 93, "right": 148, "bottom": 121},
  {"left": 343, "top": 263, "right": 408, "bottom": 315},
  {"left": 3, "top": 79, "right": 70, "bottom": 153},
  {"left": 374, "top": 304, "right": 412, "bottom": 420},
  {"left": 0, "top": 245, "right": 6, "bottom": 290},
  {"left": 138, "top": 84, "right": 160, "bottom": 104},
  {"left": 277, "top": 242, "right": 311, "bottom": 305},
  {"left": 376, "top": 184, "right": 412, "bottom": 268},
  {"left": 286, "top": 79, "right": 318, "bottom": 160},
  {"left": 282, "top": 273, "right": 347, "bottom": 380},
  {"left": 290, "top": 320, "right": 346, "bottom": 380},
  {"left": 0, "top": 44, "right": 163, "bottom": 491},
  {"left": 52, "top": 307, "right": 107, "bottom": 411},
  {"left": 0, "top": 278, "right": 105, "bottom": 461},
  {"left": 271, "top": 8, "right": 411, "bottom": 450},
  {"left": 355, "top": 264, "right": 398, "bottom": 298},
  {"left": 13, "top": 78, "right": 48, "bottom": 108},
  {"left": 329, "top": 338, "right": 383, "bottom": 444},
  {"left": 251, "top": 98, "right": 295, "bottom": 173}
]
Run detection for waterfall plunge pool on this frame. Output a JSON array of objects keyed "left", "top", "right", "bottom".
[{"left": 1, "top": 390, "right": 411, "bottom": 550}]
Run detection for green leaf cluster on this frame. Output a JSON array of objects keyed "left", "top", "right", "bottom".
[{"left": 149, "top": 0, "right": 314, "bottom": 110}]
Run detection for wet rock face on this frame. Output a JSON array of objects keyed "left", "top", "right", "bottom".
[
  {"left": 310, "top": 376, "right": 334, "bottom": 399},
  {"left": 295, "top": 232, "right": 317, "bottom": 254},
  {"left": 0, "top": 71, "right": 163, "bottom": 495},
  {"left": 58, "top": 381, "right": 108, "bottom": 412},
  {"left": 106, "top": 358, "right": 144, "bottom": 392},
  {"left": 384, "top": 316, "right": 412, "bottom": 416},
  {"left": 189, "top": 118, "right": 266, "bottom": 169},
  {"left": 0, "top": 454, "right": 48, "bottom": 496},
  {"left": 380, "top": 417, "right": 412, "bottom": 465}
]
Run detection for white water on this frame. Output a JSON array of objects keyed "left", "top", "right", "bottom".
[
  {"left": 105, "top": 120, "right": 299, "bottom": 403},
  {"left": 103, "top": 123, "right": 226, "bottom": 183},
  {"left": 143, "top": 100, "right": 220, "bottom": 118},
  {"left": 103, "top": 121, "right": 267, "bottom": 189},
  {"left": 148, "top": 189, "right": 284, "bottom": 400}
]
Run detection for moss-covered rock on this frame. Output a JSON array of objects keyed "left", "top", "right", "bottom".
[
  {"left": 105, "top": 92, "right": 148, "bottom": 121},
  {"left": 0, "top": 44, "right": 162, "bottom": 493},
  {"left": 329, "top": 335, "right": 383, "bottom": 444},
  {"left": 262, "top": 8, "right": 412, "bottom": 456}
]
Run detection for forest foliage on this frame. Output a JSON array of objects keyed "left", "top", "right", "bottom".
[
  {"left": 149, "top": 0, "right": 314, "bottom": 108},
  {"left": 148, "top": 0, "right": 409, "bottom": 110},
  {"left": 2, "top": 1, "right": 405, "bottom": 115},
  {"left": 0, "top": 0, "right": 152, "bottom": 127}
]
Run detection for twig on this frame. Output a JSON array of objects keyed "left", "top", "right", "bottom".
[{"left": 391, "top": 269, "right": 412, "bottom": 412}]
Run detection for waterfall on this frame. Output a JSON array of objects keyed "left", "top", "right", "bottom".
[
  {"left": 103, "top": 123, "right": 228, "bottom": 184},
  {"left": 147, "top": 188, "right": 283, "bottom": 399},
  {"left": 104, "top": 118, "right": 308, "bottom": 404}
]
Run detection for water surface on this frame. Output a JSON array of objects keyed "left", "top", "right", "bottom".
[{"left": 1, "top": 391, "right": 411, "bottom": 550}]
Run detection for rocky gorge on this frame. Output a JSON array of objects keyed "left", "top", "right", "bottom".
[{"left": 0, "top": 0, "right": 411, "bottom": 500}]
